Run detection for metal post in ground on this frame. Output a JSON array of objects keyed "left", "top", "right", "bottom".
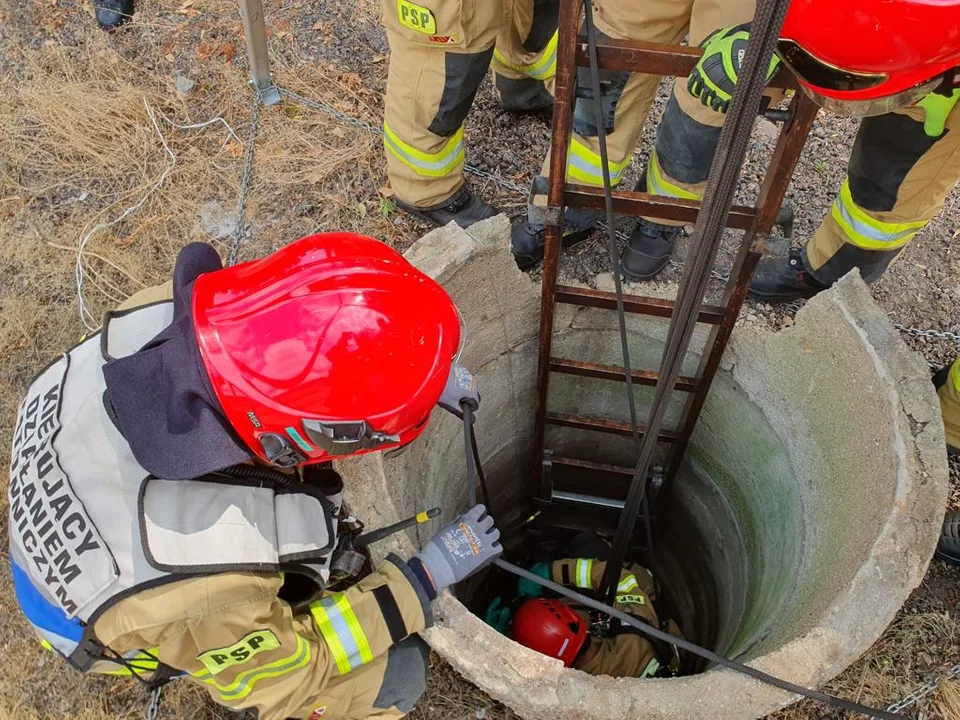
[{"left": 238, "top": 0, "right": 281, "bottom": 105}]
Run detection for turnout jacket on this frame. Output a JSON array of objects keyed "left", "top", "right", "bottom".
[
  {"left": 9, "top": 281, "right": 432, "bottom": 720},
  {"left": 549, "top": 558, "right": 663, "bottom": 678}
]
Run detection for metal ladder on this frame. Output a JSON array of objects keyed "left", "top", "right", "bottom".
[{"left": 531, "top": 0, "right": 818, "bottom": 543}]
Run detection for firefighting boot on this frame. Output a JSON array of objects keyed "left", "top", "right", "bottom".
[
  {"left": 495, "top": 76, "right": 554, "bottom": 120},
  {"left": 620, "top": 218, "right": 683, "bottom": 281},
  {"left": 747, "top": 246, "right": 829, "bottom": 303},
  {"left": 95, "top": 0, "right": 134, "bottom": 29},
  {"left": 393, "top": 186, "right": 499, "bottom": 230},
  {"left": 938, "top": 511, "right": 960, "bottom": 565},
  {"left": 510, "top": 207, "right": 599, "bottom": 270}
]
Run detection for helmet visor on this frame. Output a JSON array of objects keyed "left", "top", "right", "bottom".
[
  {"left": 797, "top": 75, "right": 941, "bottom": 117},
  {"left": 776, "top": 39, "right": 888, "bottom": 93}
]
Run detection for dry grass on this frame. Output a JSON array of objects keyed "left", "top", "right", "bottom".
[
  {"left": 934, "top": 680, "right": 960, "bottom": 720},
  {"left": 770, "top": 613, "right": 960, "bottom": 719}
]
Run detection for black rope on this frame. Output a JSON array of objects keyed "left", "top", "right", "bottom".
[{"left": 457, "top": 411, "right": 910, "bottom": 720}]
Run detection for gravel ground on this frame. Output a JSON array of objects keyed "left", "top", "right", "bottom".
[{"left": 0, "top": 0, "right": 958, "bottom": 717}]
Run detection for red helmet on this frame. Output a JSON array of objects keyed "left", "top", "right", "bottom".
[
  {"left": 193, "top": 232, "right": 462, "bottom": 467},
  {"left": 778, "top": 0, "right": 960, "bottom": 116},
  {"left": 512, "top": 599, "right": 588, "bottom": 667}
]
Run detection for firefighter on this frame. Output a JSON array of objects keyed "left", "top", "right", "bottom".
[
  {"left": 94, "top": 0, "right": 133, "bottom": 29},
  {"left": 680, "top": 0, "right": 960, "bottom": 566},
  {"left": 8, "top": 233, "right": 504, "bottom": 719},
  {"left": 382, "top": 0, "right": 558, "bottom": 228},
  {"left": 508, "top": 0, "right": 779, "bottom": 270},
  {"left": 509, "top": 556, "right": 681, "bottom": 677}
]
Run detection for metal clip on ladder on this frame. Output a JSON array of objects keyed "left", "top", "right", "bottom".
[{"left": 531, "top": 0, "right": 818, "bottom": 551}]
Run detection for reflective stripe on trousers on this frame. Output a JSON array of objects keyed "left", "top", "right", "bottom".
[
  {"left": 310, "top": 593, "right": 375, "bottom": 676},
  {"left": 566, "top": 137, "right": 631, "bottom": 185},
  {"left": 193, "top": 634, "right": 312, "bottom": 702},
  {"left": 492, "top": 30, "right": 558, "bottom": 81},
  {"left": 646, "top": 149, "right": 701, "bottom": 200},
  {"left": 383, "top": 122, "right": 465, "bottom": 178},
  {"left": 830, "top": 178, "right": 927, "bottom": 250}
]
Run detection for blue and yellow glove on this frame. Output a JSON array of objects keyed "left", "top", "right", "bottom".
[
  {"left": 517, "top": 561, "right": 550, "bottom": 598},
  {"left": 916, "top": 87, "right": 960, "bottom": 138},
  {"left": 687, "top": 24, "right": 780, "bottom": 114}
]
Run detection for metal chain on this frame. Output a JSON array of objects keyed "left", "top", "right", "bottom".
[
  {"left": 229, "top": 92, "right": 262, "bottom": 267},
  {"left": 894, "top": 324, "right": 960, "bottom": 345},
  {"left": 144, "top": 685, "right": 162, "bottom": 720},
  {"left": 885, "top": 662, "right": 960, "bottom": 714},
  {"left": 278, "top": 87, "right": 528, "bottom": 195}
]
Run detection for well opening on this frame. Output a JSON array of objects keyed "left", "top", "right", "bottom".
[{"left": 365, "top": 219, "right": 947, "bottom": 719}]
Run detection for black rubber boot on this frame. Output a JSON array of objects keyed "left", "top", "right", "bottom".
[
  {"left": 95, "top": 0, "right": 134, "bottom": 29},
  {"left": 747, "top": 246, "right": 829, "bottom": 303},
  {"left": 495, "top": 76, "right": 554, "bottom": 120},
  {"left": 510, "top": 208, "right": 598, "bottom": 270},
  {"left": 937, "top": 511, "right": 960, "bottom": 565},
  {"left": 394, "top": 186, "right": 499, "bottom": 229},
  {"left": 620, "top": 218, "right": 683, "bottom": 281}
]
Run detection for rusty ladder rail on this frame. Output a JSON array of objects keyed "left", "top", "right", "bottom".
[{"left": 531, "top": 0, "right": 818, "bottom": 537}]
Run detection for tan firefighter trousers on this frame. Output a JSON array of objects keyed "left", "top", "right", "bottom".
[{"left": 382, "top": 0, "right": 558, "bottom": 207}]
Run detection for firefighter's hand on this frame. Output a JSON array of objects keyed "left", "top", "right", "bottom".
[
  {"left": 517, "top": 562, "right": 550, "bottom": 598},
  {"left": 917, "top": 88, "right": 960, "bottom": 137},
  {"left": 687, "top": 24, "right": 780, "bottom": 113},
  {"left": 412, "top": 505, "right": 502, "bottom": 594}
]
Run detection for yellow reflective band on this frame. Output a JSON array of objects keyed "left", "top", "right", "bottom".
[
  {"left": 197, "top": 630, "right": 281, "bottom": 676},
  {"left": 383, "top": 123, "right": 465, "bottom": 178},
  {"left": 646, "top": 150, "right": 701, "bottom": 201},
  {"left": 416, "top": 511, "right": 430, "bottom": 523},
  {"left": 195, "top": 634, "right": 311, "bottom": 702},
  {"left": 640, "top": 657, "right": 661, "bottom": 678},
  {"left": 396, "top": 0, "right": 436, "bottom": 34},
  {"left": 831, "top": 179, "right": 927, "bottom": 251},
  {"left": 949, "top": 359, "right": 960, "bottom": 394},
  {"left": 617, "top": 574, "right": 639, "bottom": 593},
  {"left": 40, "top": 639, "right": 53, "bottom": 651},
  {"left": 574, "top": 558, "right": 594, "bottom": 589},
  {"left": 566, "top": 137, "right": 630, "bottom": 186},
  {"left": 310, "top": 594, "right": 374, "bottom": 676},
  {"left": 492, "top": 31, "right": 558, "bottom": 81}
]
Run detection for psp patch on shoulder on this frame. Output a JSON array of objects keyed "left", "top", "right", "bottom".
[
  {"left": 197, "top": 629, "right": 281, "bottom": 675},
  {"left": 396, "top": 0, "right": 436, "bottom": 34}
]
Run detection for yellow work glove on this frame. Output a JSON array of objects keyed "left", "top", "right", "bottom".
[{"left": 916, "top": 87, "right": 960, "bottom": 137}]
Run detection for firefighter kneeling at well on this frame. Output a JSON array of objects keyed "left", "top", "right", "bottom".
[
  {"left": 8, "top": 233, "right": 503, "bottom": 719},
  {"left": 485, "top": 537, "right": 682, "bottom": 678}
]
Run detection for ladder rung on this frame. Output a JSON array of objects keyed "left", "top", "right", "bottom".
[
  {"left": 550, "top": 455, "right": 635, "bottom": 476},
  {"left": 549, "top": 358, "right": 698, "bottom": 391},
  {"left": 574, "top": 38, "right": 798, "bottom": 90},
  {"left": 552, "top": 490, "right": 625, "bottom": 509},
  {"left": 555, "top": 286, "right": 725, "bottom": 325},
  {"left": 531, "top": 499, "right": 653, "bottom": 543},
  {"left": 564, "top": 184, "right": 756, "bottom": 230},
  {"left": 545, "top": 411, "right": 680, "bottom": 442}
]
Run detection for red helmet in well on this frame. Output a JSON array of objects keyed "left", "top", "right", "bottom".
[
  {"left": 778, "top": 0, "right": 960, "bottom": 116},
  {"left": 193, "top": 232, "right": 462, "bottom": 467},
  {"left": 512, "top": 598, "right": 588, "bottom": 667}
]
